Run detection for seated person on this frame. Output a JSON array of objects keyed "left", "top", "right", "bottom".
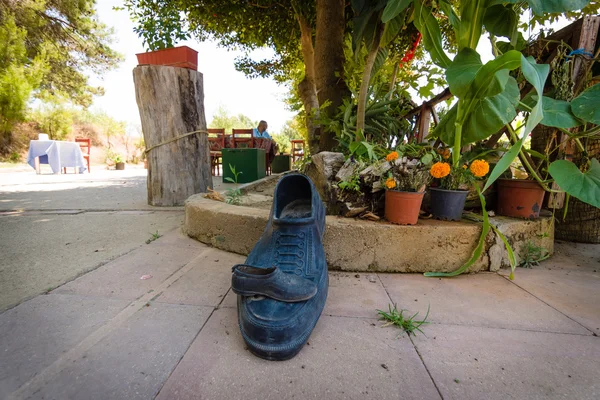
[{"left": 252, "top": 120, "right": 271, "bottom": 139}]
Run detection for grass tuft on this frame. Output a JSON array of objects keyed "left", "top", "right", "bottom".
[{"left": 377, "top": 303, "right": 430, "bottom": 336}]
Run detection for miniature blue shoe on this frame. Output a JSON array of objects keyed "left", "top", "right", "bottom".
[
  {"left": 231, "top": 264, "right": 317, "bottom": 302},
  {"left": 235, "top": 173, "right": 328, "bottom": 361}
]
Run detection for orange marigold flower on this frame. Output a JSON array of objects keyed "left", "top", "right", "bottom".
[
  {"left": 386, "top": 151, "right": 399, "bottom": 162},
  {"left": 385, "top": 177, "right": 397, "bottom": 189},
  {"left": 470, "top": 159, "right": 490, "bottom": 177},
  {"left": 441, "top": 149, "right": 451, "bottom": 160},
  {"left": 462, "top": 165, "right": 467, "bottom": 169},
  {"left": 430, "top": 162, "right": 451, "bottom": 179}
]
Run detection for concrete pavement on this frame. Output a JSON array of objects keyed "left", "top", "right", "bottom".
[
  {"left": 0, "top": 226, "right": 598, "bottom": 399},
  {"left": 1, "top": 164, "right": 599, "bottom": 399},
  {"left": 0, "top": 166, "right": 217, "bottom": 311}
]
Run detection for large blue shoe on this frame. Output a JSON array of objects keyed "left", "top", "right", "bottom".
[{"left": 234, "top": 173, "right": 328, "bottom": 361}]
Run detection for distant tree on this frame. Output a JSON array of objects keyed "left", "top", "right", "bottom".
[
  {"left": 31, "top": 98, "right": 73, "bottom": 141},
  {"left": 209, "top": 105, "right": 257, "bottom": 133},
  {"left": 92, "top": 111, "right": 126, "bottom": 150},
  {"left": 0, "top": 0, "right": 122, "bottom": 153},
  {"left": 120, "top": 0, "right": 350, "bottom": 153},
  {"left": 0, "top": 13, "right": 46, "bottom": 151}
]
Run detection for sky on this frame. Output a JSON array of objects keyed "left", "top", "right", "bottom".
[{"left": 89, "top": 0, "right": 295, "bottom": 134}]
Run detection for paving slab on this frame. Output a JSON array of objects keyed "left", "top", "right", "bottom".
[
  {"left": 411, "top": 323, "right": 600, "bottom": 400},
  {"left": 0, "top": 293, "right": 129, "bottom": 397},
  {"left": 27, "top": 302, "right": 213, "bottom": 400},
  {"left": 54, "top": 236, "right": 208, "bottom": 301},
  {"left": 499, "top": 268, "right": 600, "bottom": 333},
  {"left": 323, "top": 272, "right": 391, "bottom": 318},
  {"left": 156, "top": 307, "right": 441, "bottom": 400},
  {"left": 156, "top": 248, "right": 244, "bottom": 307},
  {"left": 378, "top": 273, "right": 590, "bottom": 335}
]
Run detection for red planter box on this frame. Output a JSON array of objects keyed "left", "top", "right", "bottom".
[{"left": 136, "top": 46, "right": 198, "bottom": 70}]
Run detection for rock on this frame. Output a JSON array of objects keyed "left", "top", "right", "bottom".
[
  {"left": 312, "top": 152, "right": 345, "bottom": 180},
  {"left": 371, "top": 181, "right": 383, "bottom": 193},
  {"left": 336, "top": 158, "right": 358, "bottom": 182},
  {"left": 344, "top": 205, "right": 367, "bottom": 218},
  {"left": 304, "top": 152, "right": 346, "bottom": 215},
  {"left": 359, "top": 159, "right": 390, "bottom": 180},
  {"left": 360, "top": 212, "right": 380, "bottom": 221}
]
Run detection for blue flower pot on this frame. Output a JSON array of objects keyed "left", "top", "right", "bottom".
[{"left": 429, "top": 187, "right": 468, "bottom": 221}]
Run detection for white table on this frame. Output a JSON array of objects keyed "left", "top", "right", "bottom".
[{"left": 27, "top": 140, "right": 87, "bottom": 174}]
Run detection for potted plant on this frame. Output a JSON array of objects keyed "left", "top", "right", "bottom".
[
  {"left": 383, "top": 144, "right": 434, "bottom": 225},
  {"left": 136, "top": 46, "right": 198, "bottom": 70},
  {"left": 428, "top": 149, "right": 490, "bottom": 221},
  {"left": 113, "top": 153, "right": 125, "bottom": 170}
]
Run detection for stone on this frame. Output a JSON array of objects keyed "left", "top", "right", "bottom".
[
  {"left": 0, "top": 294, "right": 129, "bottom": 397},
  {"left": 156, "top": 248, "right": 244, "bottom": 307},
  {"left": 323, "top": 272, "right": 391, "bottom": 318},
  {"left": 378, "top": 273, "right": 589, "bottom": 334},
  {"left": 412, "top": 324, "right": 600, "bottom": 400},
  {"left": 335, "top": 158, "right": 358, "bottom": 182},
  {"left": 311, "top": 151, "right": 345, "bottom": 181},
  {"left": 184, "top": 195, "right": 555, "bottom": 273},
  {"left": 27, "top": 303, "right": 213, "bottom": 400},
  {"left": 155, "top": 308, "right": 440, "bottom": 400}
]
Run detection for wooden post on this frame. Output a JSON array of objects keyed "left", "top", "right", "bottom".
[{"left": 133, "top": 65, "right": 213, "bottom": 206}]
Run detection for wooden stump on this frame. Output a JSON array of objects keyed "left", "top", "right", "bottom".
[{"left": 133, "top": 65, "right": 212, "bottom": 206}]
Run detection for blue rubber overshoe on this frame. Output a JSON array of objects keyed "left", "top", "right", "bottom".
[{"left": 235, "top": 173, "right": 328, "bottom": 361}]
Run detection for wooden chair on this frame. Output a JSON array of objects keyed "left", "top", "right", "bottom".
[
  {"left": 63, "top": 137, "right": 91, "bottom": 174},
  {"left": 232, "top": 128, "right": 254, "bottom": 149},
  {"left": 291, "top": 139, "right": 305, "bottom": 164},
  {"left": 208, "top": 128, "right": 225, "bottom": 176}
]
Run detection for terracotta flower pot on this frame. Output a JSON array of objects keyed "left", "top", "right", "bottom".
[
  {"left": 385, "top": 190, "right": 425, "bottom": 225},
  {"left": 496, "top": 179, "right": 545, "bottom": 219},
  {"left": 136, "top": 46, "right": 198, "bottom": 70},
  {"left": 115, "top": 162, "right": 125, "bottom": 170},
  {"left": 429, "top": 187, "right": 468, "bottom": 221}
]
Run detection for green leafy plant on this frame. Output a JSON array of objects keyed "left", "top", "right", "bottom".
[
  {"left": 377, "top": 303, "right": 430, "bottom": 336},
  {"left": 338, "top": 173, "right": 361, "bottom": 193},
  {"left": 145, "top": 230, "right": 162, "bottom": 244},
  {"left": 404, "top": 0, "right": 599, "bottom": 278},
  {"left": 293, "top": 154, "right": 312, "bottom": 173},
  {"left": 519, "top": 241, "right": 550, "bottom": 268},
  {"left": 224, "top": 164, "right": 244, "bottom": 205}
]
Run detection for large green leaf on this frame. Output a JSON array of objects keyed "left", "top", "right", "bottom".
[
  {"left": 525, "top": 0, "right": 590, "bottom": 15},
  {"left": 483, "top": 4, "right": 517, "bottom": 39},
  {"left": 413, "top": 0, "right": 451, "bottom": 68},
  {"left": 483, "top": 55, "right": 549, "bottom": 192},
  {"left": 496, "top": 32, "right": 527, "bottom": 53},
  {"left": 382, "top": 0, "right": 412, "bottom": 23},
  {"left": 439, "top": 0, "right": 461, "bottom": 30},
  {"left": 571, "top": 84, "right": 600, "bottom": 124},
  {"left": 437, "top": 77, "right": 519, "bottom": 145},
  {"left": 549, "top": 158, "right": 600, "bottom": 208},
  {"left": 470, "top": 50, "right": 521, "bottom": 99},
  {"left": 446, "top": 48, "right": 482, "bottom": 98},
  {"left": 371, "top": 47, "right": 389, "bottom": 78},
  {"left": 540, "top": 97, "right": 583, "bottom": 128},
  {"left": 381, "top": 11, "right": 405, "bottom": 47},
  {"left": 457, "top": 0, "right": 489, "bottom": 50}
]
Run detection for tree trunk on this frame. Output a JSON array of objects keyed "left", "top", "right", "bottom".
[
  {"left": 315, "top": 0, "right": 350, "bottom": 151},
  {"left": 356, "top": 23, "right": 384, "bottom": 137},
  {"left": 133, "top": 65, "right": 212, "bottom": 206},
  {"left": 296, "top": 12, "right": 321, "bottom": 155}
]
